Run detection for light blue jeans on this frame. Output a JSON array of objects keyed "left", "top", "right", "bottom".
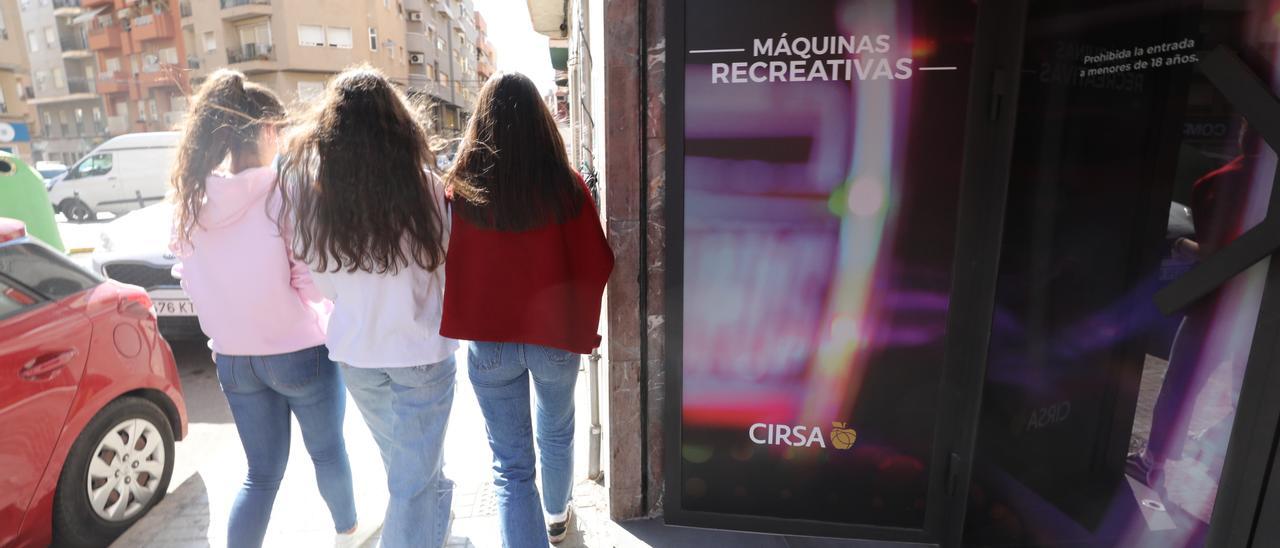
[
  {"left": 341, "top": 357, "right": 456, "bottom": 548},
  {"left": 214, "top": 345, "right": 357, "bottom": 548},
  {"left": 468, "top": 342, "right": 580, "bottom": 548}
]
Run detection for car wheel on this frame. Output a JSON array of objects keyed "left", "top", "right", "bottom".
[
  {"left": 52, "top": 397, "right": 175, "bottom": 548},
  {"left": 61, "top": 199, "right": 97, "bottom": 223}
]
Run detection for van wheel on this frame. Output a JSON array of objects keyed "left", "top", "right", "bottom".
[
  {"left": 51, "top": 397, "right": 175, "bottom": 548},
  {"left": 61, "top": 199, "right": 96, "bottom": 223}
]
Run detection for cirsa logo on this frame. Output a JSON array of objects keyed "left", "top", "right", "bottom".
[{"left": 749, "top": 421, "right": 857, "bottom": 450}]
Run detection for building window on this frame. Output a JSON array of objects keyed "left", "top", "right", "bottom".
[
  {"left": 26, "top": 30, "right": 38, "bottom": 52},
  {"left": 203, "top": 31, "right": 216, "bottom": 53},
  {"left": 42, "top": 112, "right": 53, "bottom": 135},
  {"left": 326, "top": 26, "right": 352, "bottom": 49},
  {"left": 368, "top": 27, "right": 377, "bottom": 51},
  {"left": 298, "top": 24, "right": 325, "bottom": 47},
  {"left": 44, "top": 26, "right": 54, "bottom": 48},
  {"left": 105, "top": 57, "right": 122, "bottom": 74},
  {"left": 52, "top": 68, "right": 64, "bottom": 89},
  {"left": 75, "top": 108, "right": 85, "bottom": 134},
  {"left": 160, "top": 47, "right": 179, "bottom": 65},
  {"left": 238, "top": 22, "right": 271, "bottom": 52},
  {"left": 436, "top": 37, "right": 445, "bottom": 51},
  {"left": 424, "top": 63, "right": 434, "bottom": 80},
  {"left": 59, "top": 111, "right": 68, "bottom": 135},
  {"left": 297, "top": 81, "right": 324, "bottom": 101},
  {"left": 34, "top": 70, "right": 47, "bottom": 90},
  {"left": 92, "top": 107, "right": 104, "bottom": 134},
  {"left": 0, "top": 86, "right": 5, "bottom": 114}
]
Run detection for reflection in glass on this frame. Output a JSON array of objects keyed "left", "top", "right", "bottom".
[{"left": 967, "top": 1, "right": 1275, "bottom": 546}]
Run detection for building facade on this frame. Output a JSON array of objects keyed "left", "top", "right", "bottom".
[
  {"left": 404, "top": 0, "right": 477, "bottom": 138},
  {"left": 12, "top": 0, "right": 100, "bottom": 164},
  {"left": 0, "top": 0, "right": 35, "bottom": 160},
  {"left": 180, "top": 0, "right": 408, "bottom": 108},
  {"left": 82, "top": 0, "right": 189, "bottom": 137},
  {"left": 474, "top": 11, "right": 493, "bottom": 83}
]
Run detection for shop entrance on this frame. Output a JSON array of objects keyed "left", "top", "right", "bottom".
[{"left": 664, "top": 0, "right": 1280, "bottom": 546}]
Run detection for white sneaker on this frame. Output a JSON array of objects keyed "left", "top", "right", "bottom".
[
  {"left": 548, "top": 506, "right": 574, "bottom": 545},
  {"left": 335, "top": 522, "right": 374, "bottom": 548}
]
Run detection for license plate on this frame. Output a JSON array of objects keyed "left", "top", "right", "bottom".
[{"left": 153, "top": 299, "right": 196, "bottom": 316}]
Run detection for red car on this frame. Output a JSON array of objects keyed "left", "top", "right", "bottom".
[{"left": 0, "top": 218, "right": 188, "bottom": 548}]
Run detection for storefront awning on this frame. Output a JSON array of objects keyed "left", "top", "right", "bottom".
[
  {"left": 527, "top": 0, "right": 567, "bottom": 39},
  {"left": 71, "top": 6, "right": 105, "bottom": 25}
]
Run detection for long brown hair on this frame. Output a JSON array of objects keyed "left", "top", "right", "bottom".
[
  {"left": 171, "top": 69, "right": 284, "bottom": 244},
  {"left": 277, "top": 66, "right": 455, "bottom": 274},
  {"left": 445, "top": 72, "right": 581, "bottom": 232}
]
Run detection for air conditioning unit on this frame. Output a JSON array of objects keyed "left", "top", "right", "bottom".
[
  {"left": 409, "top": 11, "right": 423, "bottom": 21},
  {"left": 409, "top": 53, "right": 425, "bottom": 65}
]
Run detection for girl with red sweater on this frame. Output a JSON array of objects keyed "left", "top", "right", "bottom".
[{"left": 443, "top": 72, "right": 614, "bottom": 547}]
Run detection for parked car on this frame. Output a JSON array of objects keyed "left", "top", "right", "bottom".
[
  {"left": 92, "top": 202, "right": 203, "bottom": 340},
  {"left": 35, "top": 161, "right": 68, "bottom": 188},
  {"left": 47, "top": 132, "right": 179, "bottom": 223},
  {"left": 0, "top": 218, "right": 188, "bottom": 548}
]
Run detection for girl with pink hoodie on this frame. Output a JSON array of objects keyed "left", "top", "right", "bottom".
[{"left": 168, "top": 70, "right": 358, "bottom": 548}]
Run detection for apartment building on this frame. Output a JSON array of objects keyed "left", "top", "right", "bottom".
[
  {"left": 83, "top": 0, "right": 188, "bottom": 137},
  {"left": 1, "top": 0, "right": 37, "bottom": 161},
  {"left": 404, "top": 0, "right": 477, "bottom": 138},
  {"left": 475, "top": 10, "right": 493, "bottom": 83},
  {"left": 180, "top": 0, "right": 408, "bottom": 108},
  {"left": 15, "top": 0, "right": 110, "bottom": 164}
]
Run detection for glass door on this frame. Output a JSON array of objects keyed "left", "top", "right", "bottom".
[{"left": 965, "top": 1, "right": 1280, "bottom": 546}]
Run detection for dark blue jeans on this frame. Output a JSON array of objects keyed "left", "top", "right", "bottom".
[{"left": 215, "top": 345, "right": 357, "bottom": 548}]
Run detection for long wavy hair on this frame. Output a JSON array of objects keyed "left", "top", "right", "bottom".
[
  {"left": 445, "top": 72, "right": 582, "bottom": 232},
  {"left": 276, "top": 66, "right": 461, "bottom": 274},
  {"left": 170, "top": 69, "right": 284, "bottom": 245}
]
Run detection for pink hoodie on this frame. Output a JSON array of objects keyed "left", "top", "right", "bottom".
[{"left": 171, "top": 166, "right": 329, "bottom": 356}]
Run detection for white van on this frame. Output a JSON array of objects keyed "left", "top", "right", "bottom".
[{"left": 47, "top": 132, "right": 178, "bottom": 222}]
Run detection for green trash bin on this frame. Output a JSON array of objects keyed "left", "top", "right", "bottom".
[{"left": 0, "top": 151, "right": 66, "bottom": 252}]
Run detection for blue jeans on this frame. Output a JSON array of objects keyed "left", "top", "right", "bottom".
[
  {"left": 342, "top": 357, "right": 456, "bottom": 548},
  {"left": 468, "top": 342, "right": 580, "bottom": 548},
  {"left": 214, "top": 345, "right": 357, "bottom": 548}
]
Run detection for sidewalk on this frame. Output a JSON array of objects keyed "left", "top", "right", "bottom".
[{"left": 108, "top": 343, "right": 636, "bottom": 547}]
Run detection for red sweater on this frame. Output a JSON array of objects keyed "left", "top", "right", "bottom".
[{"left": 441, "top": 180, "right": 614, "bottom": 354}]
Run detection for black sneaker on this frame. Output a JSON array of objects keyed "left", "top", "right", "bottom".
[{"left": 548, "top": 506, "right": 574, "bottom": 544}]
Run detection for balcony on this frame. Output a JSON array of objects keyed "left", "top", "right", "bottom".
[
  {"left": 220, "top": 0, "right": 272, "bottom": 21},
  {"left": 131, "top": 13, "right": 176, "bottom": 42},
  {"left": 139, "top": 64, "right": 184, "bottom": 89},
  {"left": 433, "top": 0, "right": 453, "bottom": 18},
  {"left": 52, "top": 0, "right": 82, "bottom": 16},
  {"left": 227, "top": 43, "right": 277, "bottom": 73},
  {"left": 96, "top": 72, "right": 131, "bottom": 95},
  {"left": 59, "top": 32, "right": 93, "bottom": 58},
  {"left": 88, "top": 23, "right": 123, "bottom": 51},
  {"left": 66, "top": 76, "right": 96, "bottom": 95}
]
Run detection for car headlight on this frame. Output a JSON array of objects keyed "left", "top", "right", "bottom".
[{"left": 99, "top": 231, "right": 114, "bottom": 253}]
